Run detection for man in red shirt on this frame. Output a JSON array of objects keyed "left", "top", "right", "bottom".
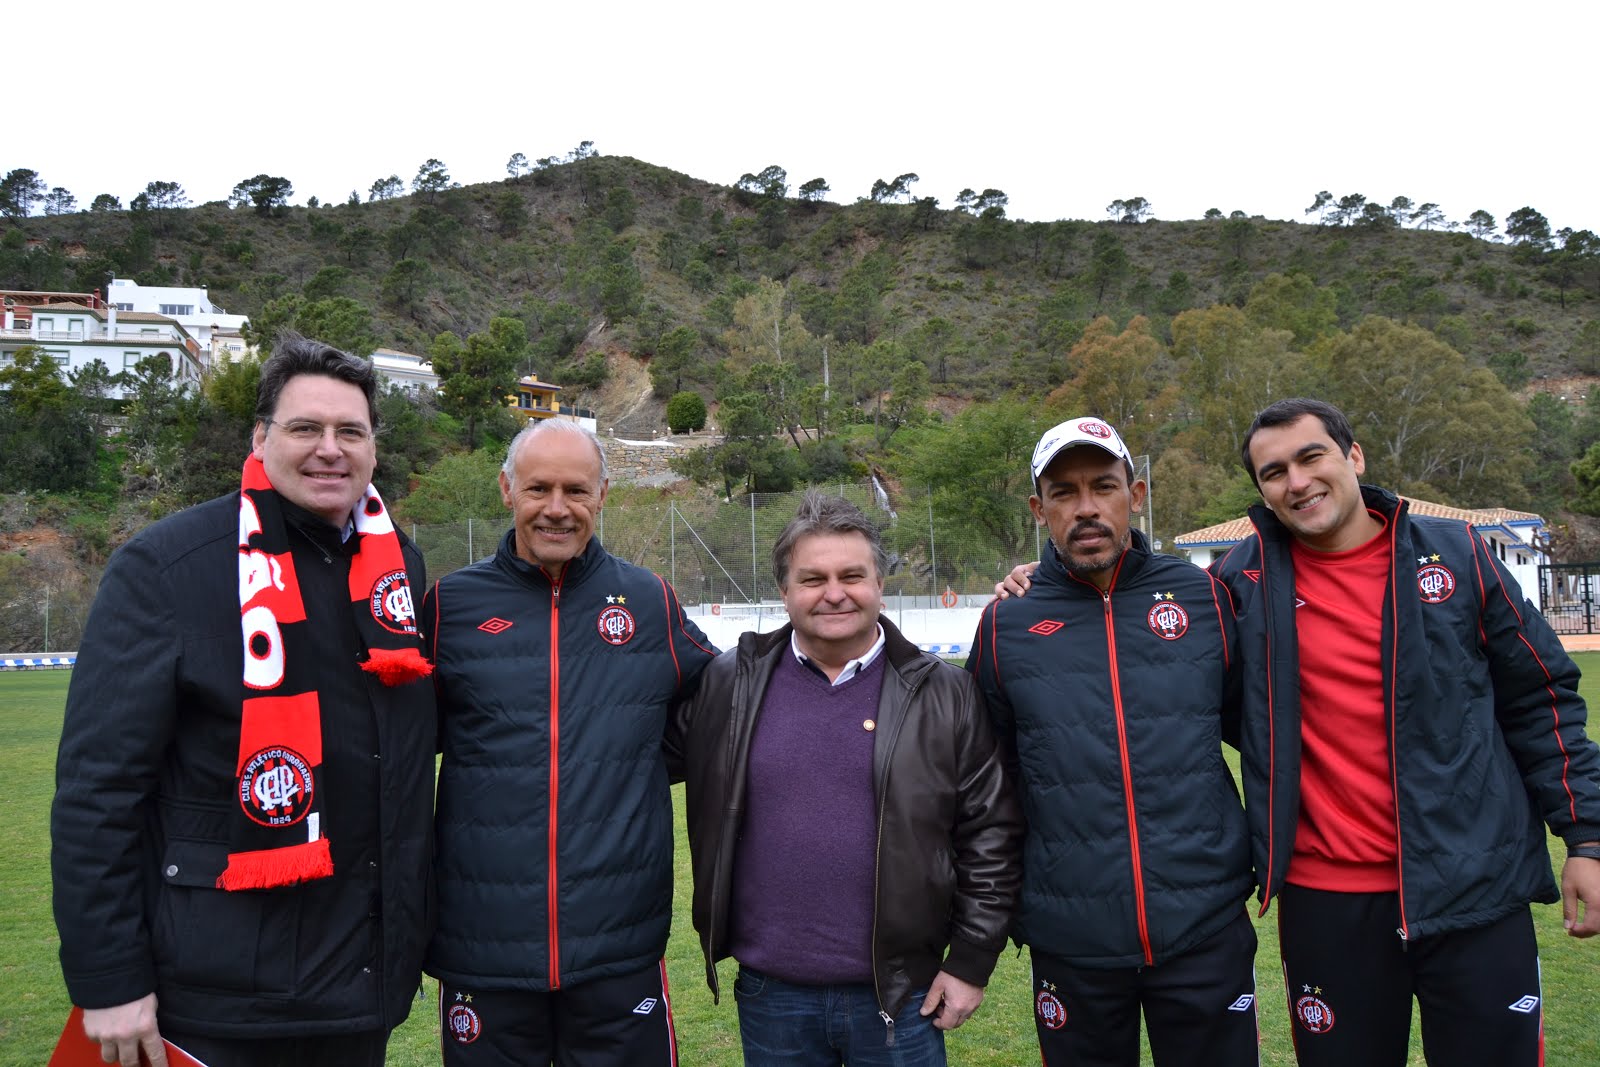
[{"left": 1212, "top": 397, "right": 1600, "bottom": 1066}]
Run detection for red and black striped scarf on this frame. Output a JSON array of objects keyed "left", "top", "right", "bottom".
[{"left": 221, "top": 454, "right": 431, "bottom": 891}]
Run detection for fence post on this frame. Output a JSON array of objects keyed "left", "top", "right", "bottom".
[
  {"left": 467, "top": 516, "right": 473, "bottom": 565},
  {"left": 750, "top": 494, "right": 758, "bottom": 605},
  {"left": 927, "top": 488, "right": 937, "bottom": 609},
  {"left": 670, "top": 503, "right": 677, "bottom": 588}
]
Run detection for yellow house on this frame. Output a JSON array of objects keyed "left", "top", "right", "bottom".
[{"left": 510, "top": 374, "right": 564, "bottom": 419}]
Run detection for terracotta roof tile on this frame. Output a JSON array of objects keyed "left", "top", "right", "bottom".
[{"left": 1175, "top": 497, "right": 1544, "bottom": 546}]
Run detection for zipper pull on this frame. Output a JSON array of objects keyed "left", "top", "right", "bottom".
[{"left": 880, "top": 1010, "right": 895, "bottom": 1047}]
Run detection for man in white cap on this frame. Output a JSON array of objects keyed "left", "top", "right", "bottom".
[{"left": 967, "top": 415, "right": 1258, "bottom": 1067}]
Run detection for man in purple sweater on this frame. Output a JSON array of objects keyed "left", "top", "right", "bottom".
[{"left": 669, "top": 492, "right": 1022, "bottom": 1067}]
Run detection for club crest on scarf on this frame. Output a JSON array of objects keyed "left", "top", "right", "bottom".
[
  {"left": 219, "top": 456, "right": 431, "bottom": 892},
  {"left": 369, "top": 570, "right": 417, "bottom": 633},
  {"left": 239, "top": 745, "right": 316, "bottom": 826}
]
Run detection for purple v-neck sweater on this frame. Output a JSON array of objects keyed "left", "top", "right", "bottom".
[{"left": 725, "top": 649, "right": 886, "bottom": 984}]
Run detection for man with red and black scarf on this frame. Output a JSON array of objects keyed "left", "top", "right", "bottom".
[{"left": 52, "top": 335, "right": 437, "bottom": 1067}]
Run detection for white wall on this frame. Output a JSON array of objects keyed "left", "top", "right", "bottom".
[{"left": 686, "top": 602, "right": 987, "bottom": 658}]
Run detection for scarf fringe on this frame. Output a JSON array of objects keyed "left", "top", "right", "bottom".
[
  {"left": 216, "top": 837, "right": 334, "bottom": 891},
  {"left": 362, "top": 647, "right": 434, "bottom": 686}
]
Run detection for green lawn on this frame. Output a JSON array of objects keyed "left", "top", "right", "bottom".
[{"left": 6, "top": 663, "right": 1599, "bottom": 1065}]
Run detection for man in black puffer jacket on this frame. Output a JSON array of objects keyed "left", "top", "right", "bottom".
[
  {"left": 969, "top": 416, "right": 1256, "bottom": 1067},
  {"left": 1212, "top": 397, "right": 1600, "bottom": 1067},
  {"left": 423, "top": 419, "right": 715, "bottom": 1067}
]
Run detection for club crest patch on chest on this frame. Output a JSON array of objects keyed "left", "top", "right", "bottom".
[
  {"left": 1417, "top": 563, "right": 1455, "bottom": 603},
  {"left": 1147, "top": 599, "right": 1189, "bottom": 640},
  {"left": 597, "top": 605, "right": 637, "bottom": 645}
]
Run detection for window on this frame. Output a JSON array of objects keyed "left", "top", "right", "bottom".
[
  {"left": 159, "top": 304, "right": 194, "bottom": 316},
  {"left": 47, "top": 350, "right": 69, "bottom": 366},
  {"left": 123, "top": 352, "right": 142, "bottom": 370},
  {"left": 36, "top": 316, "right": 54, "bottom": 333},
  {"left": 113, "top": 303, "right": 133, "bottom": 311}
]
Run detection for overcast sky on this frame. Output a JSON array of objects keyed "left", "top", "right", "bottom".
[{"left": 17, "top": 1, "right": 1594, "bottom": 235}]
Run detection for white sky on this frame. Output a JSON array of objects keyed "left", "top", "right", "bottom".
[{"left": 17, "top": 1, "right": 1595, "bottom": 234}]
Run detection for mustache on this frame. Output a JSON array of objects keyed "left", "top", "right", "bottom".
[{"left": 1070, "top": 521, "right": 1114, "bottom": 542}]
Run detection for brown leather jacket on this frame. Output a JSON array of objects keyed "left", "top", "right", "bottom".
[{"left": 666, "top": 616, "right": 1022, "bottom": 1025}]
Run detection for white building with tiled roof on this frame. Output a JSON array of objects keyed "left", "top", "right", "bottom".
[
  {"left": 1174, "top": 499, "right": 1548, "bottom": 600},
  {"left": 106, "top": 278, "right": 252, "bottom": 368},
  {"left": 0, "top": 301, "right": 203, "bottom": 397}
]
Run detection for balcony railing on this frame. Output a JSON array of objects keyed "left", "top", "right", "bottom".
[{"left": 26, "top": 326, "right": 184, "bottom": 342}]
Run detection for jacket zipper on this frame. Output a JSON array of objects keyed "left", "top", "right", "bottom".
[
  {"left": 872, "top": 799, "right": 894, "bottom": 1046},
  {"left": 1250, "top": 517, "right": 1279, "bottom": 917},
  {"left": 1102, "top": 590, "right": 1154, "bottom": 965},
  {"left": 870, "top": 669, "right": 919, "bottom": 1046},
  {"left": 547, "top": 572, "right": 564, "bottom": 988},
  {"left": 705, "top": 663, "right": 748, "bottom": 1004},
  {"left": 1385, "top": 514, "right": 1410, "bottom": 944}
]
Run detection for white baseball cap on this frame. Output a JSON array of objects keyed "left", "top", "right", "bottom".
[{"left": 1031, "top": 417, "right": 1133, "bottom": 481}]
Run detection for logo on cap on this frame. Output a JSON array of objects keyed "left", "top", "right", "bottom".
[{"left": 1077, "top": 420, "right": 1112, "bottom": 439}]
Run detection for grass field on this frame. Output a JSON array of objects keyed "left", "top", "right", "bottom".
[{"left": 5, "top": 665, "right": 1598, "bottom": 1066}]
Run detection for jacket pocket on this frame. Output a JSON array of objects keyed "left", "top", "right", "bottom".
[{"left": 152, "top": 837, "right": 302, "bottom": 999}]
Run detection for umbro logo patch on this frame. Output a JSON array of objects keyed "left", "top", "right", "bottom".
[
  {"left": 1028, "top": 620, "right": 1064, "bottom": 636},
  {"left": 1243, "top": 570, "right": 1261, "bottom": 583},
  {"left": 633, "top": 997, "right": 658, "bottom": 1015},
  {"left": 1228, "top": 994, "right": 1255, "bottom": 1012},
  {"left": 1508, "top": 995, "right": 1540, "bottom": 1014},
  {"left": 478, "top": 617, "right": 513, "bottom": 634}
]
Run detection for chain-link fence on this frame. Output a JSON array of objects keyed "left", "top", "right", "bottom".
[
  {"left": 409, "top": 467, "right": 1156, "bottom": 606},
  {"left": 1, "top": 468, "right": 1158, "bottom": 655}
]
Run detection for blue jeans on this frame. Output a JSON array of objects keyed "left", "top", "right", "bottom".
[{"left": 734, "top": 966, "right": 946, "bottom": 1067}]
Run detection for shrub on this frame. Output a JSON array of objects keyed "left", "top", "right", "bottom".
[{"left": 666, "top": 391, "right": 707, "bottom": 433}]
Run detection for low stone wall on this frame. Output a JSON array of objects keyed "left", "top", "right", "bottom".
[{"left": 602, "top": 433, "right": 716, "bottom": 487}]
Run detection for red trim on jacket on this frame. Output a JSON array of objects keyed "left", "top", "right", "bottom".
[
  {"left": 657, "top": 576, "right": 716, "bottom": 687},
  {"left": 547, "top": 568, "right": 564, "bottom": 988},
  {"left": 1068, "top": 551, "right": 1154, "bottom": 965},
  {"left": 1241, "top": 517, "right": 1281, "bottom": 916},
  {"left": 1381, "top": 513, "right": 1410, "bottom": 936},
  {"left": 985, "top": 599, "right": 1003, "bottom": 694},
  {"left": 1469, "top": 532, "right": 1582, "bottom": 824},
  {"left": 1206, "top": 576, "right": 1232, "bottom": 671}
]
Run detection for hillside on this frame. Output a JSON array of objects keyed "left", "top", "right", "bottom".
[
  {"left": 6, "top": 156, "right": 1595, "bottom": 385},
  {"left": 3, "top": 154, "right": 1600, "bottom": 652}
]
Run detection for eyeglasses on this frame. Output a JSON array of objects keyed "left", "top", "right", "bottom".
[{"left": 266, "top": 419, "right": 375, "bottom": 446}]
